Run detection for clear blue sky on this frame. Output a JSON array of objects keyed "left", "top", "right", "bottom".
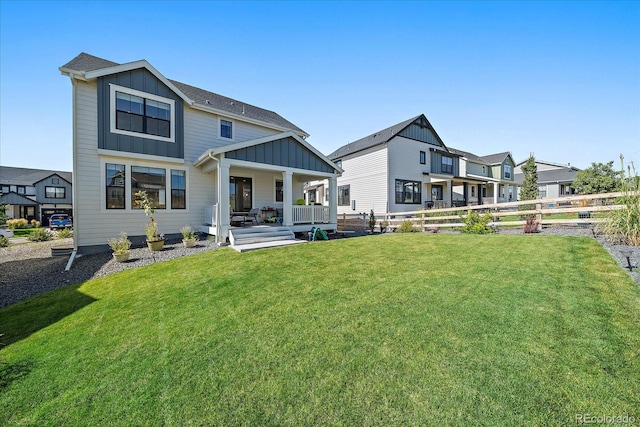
[{"left": 1, "top": 0, "right": 638, "bottom": 172}]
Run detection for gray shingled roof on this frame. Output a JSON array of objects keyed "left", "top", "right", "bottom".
[
  {"left": 514, "top": 167, "right": 578, "bottom": 185},
  {"left": 448, "top": 148, "right": 490, "bottom": 165},
  {"left": 60, "top": 53, "right": 306, "bottom": 135},
  {"left": 480, "top": 152, "right": 511, "bottom": 165},
  {"left": 0, "top": 166, "right": 72, "bottom": 186},
  {"left": 328, "top": 115, "right": 429, "bottom": 160}
]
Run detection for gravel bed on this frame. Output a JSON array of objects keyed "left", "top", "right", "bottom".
[
  {"left": 0, "top": 237, "right": 220, "bottom": 309},
  {"left": 1, "top": 226, "right": 638, "bottom": 309}
]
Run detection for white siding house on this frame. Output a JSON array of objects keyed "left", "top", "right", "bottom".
[
  {"left": 60, "top": 53, "right": 340, "bottom": 253},
  {"left": 323, "top": 114, "right": 516, "bottom": 216}
]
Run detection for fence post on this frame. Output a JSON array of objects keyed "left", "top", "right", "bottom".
[{"left": 536, "top": 203, "right": 542, "bottom": 232}]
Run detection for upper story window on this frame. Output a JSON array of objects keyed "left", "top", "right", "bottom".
[
  {"left": 17, "top": 186, "right": 26, "bottom": 195},
  {"left": 110, "top": 84, "right": 175, "bottom": 143},
  {"left": 1, "top": 185, "right": 8, "bottom": 194},
  {"left": 504, "top": 164, "right": 512, "bottom": 179},
  {"left": 45, "top": 187, "right": 66, "bottom": 199},
  {"left": 441, "top": 156, "right": 453, "bottom": 174},
  {"left": 420, "top": 151, "right": 426, "bottom": 165},
  {"left": 221, "top": 119, "right": 233, "bottom": 139}
]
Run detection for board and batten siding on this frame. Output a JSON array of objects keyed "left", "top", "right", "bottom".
[
  {"left": 336, "top": 145, "right": 388, "bottom": 215},
  {"left": 35, "top": 175, "right": 73, "bottom": 204}
]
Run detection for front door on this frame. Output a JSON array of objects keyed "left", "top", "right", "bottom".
[{"left": 229, "top": 176, "right": 252, "bottom": 212}]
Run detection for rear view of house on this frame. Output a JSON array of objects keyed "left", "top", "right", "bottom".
[{"left": 60, "top": 53, "right": 341, "bottom": 253}]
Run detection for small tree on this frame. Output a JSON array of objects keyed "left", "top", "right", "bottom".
[
  {"left": 519, "top": 153, "right": 538, "bottom": 202},
  {"left": 460, "top": 210, "right": 495, "bottom": 234},
  {"left": 368, "top": 209, "right": 376, "bottom": 233},
  {"left": 572, "top": 161, "right": 622, "bottom": 194},
  {"left": 134, "top": 190, "right": 162, "bottom": 241},
  {"left": 0, "top": 203, "right": 8, "bottom": 226}
]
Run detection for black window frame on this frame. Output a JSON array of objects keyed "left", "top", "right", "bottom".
[
  {"left": 45, "top": 186, "right": 66, "bottom": 199},
  {"left": 16, "top": 186, "right": 26, "bottom": 195},
  {"left": 338, "top": 185, "right": 350, "bottom": 206},
  {"left": 171, "top": 169, "right": 186, "bottom": 209},
  {"left": 420, "top": 151, "right": 426, "bottom": 165},
  {"left": 395, "top": 179, "right": 422, "bottom": 204},
  {"left": 115, "top": 91, "right": 171, "bottom": 138},
  {"left": 220, "top": 119, "right": 233, "bottom": 139},
  {"left": 106, "top": 163, "right": 126, "bottom": 209},
  {"left": 131, "top": 166, "right": 166, "bottom": 210},
  {"left": 441, "top": 156, "right": 453, "bottom": 174},
  {"left": 275, "top": 179, "right": 283, "bottom": 202}
]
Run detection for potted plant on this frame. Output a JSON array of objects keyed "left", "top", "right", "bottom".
[
  {"left": 134, "top": 190, "right": 164, "bottom": 251},
  {"left": 180, "top": 225, "right": 197, "bottom": 248},
  {"left": 108, "top": 232, "right": 131, "bottom": 262}
]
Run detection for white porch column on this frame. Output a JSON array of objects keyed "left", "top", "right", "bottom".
[
  {"left": 329, "top": 176, "right": 338, "bottom": 224},
  {"left": 493, "top": 182, "right": 499, "bottom": 204},
  {"left": 282, "top": 171, "right": 293, "bottom": 226},
  {"left": 217, "top": 162, "right": 230, "bottom": 242},
  {"left": 445, "top": 179, "right": 452, "bottom": 207}
]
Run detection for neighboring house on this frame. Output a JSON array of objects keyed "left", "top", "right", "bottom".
[
  {"left": 0, "top": 166, "right": 73, "bottom": 226},
  {"left": 321, "top": 114, "right": 516, "bottom": 215},
  {"left": 514, "top": 160, "right": 580, "bottom": 199},
  {"left": 60, "top": 52, "right": 341, "bottom": 253}
]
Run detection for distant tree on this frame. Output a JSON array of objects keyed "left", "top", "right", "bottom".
[
  {"left": 519, "top": 153, "right": 538, "bottom": 202},
  {"left": 0, "top": 203, "right": 7, "bottom": 226},
  {"left": 572, "top": 161, "right": 622, "bottom": 194}
]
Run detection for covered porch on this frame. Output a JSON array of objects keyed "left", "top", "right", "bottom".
[{"left": 194, "top": 132, "right": 341, "bottom": 243}]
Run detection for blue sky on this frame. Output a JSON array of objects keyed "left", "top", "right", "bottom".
[{"left": 1, "top": 0, "right": 638, "bottom": 172}]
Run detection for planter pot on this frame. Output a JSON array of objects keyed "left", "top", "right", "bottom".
[
  {"left": 183, "top": 238, "right": 196, "bottom": 248},
  {"left": 146, "top": 239, "right": 165, "bottom": 251},
  {"left": 113, "top": 251, "right": 130, "bottom": 262}
]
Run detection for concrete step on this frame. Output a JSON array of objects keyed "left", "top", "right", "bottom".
[{"left": 229, "top": 226, "right": 298, "bottom": 249}]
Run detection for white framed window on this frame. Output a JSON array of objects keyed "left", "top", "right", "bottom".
[
  {"left": 504, "top": 164, "right": 512, "bottom": 179},
  {"left": 109, "top": 84, "right": 175, "bottom": 143},
  {"left": 220, "top": 119, "right": 233, "bottom": 140}
]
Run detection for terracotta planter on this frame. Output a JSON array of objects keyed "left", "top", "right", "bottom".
[
  {"left": 113, "top": 251, "right": 130, "bottom": 262},
  {"left": 147, "top": 239, "right": 165, "bottom": 251},
  {"left": 183, "top": 238, "right": 196, "bottom": 248}
]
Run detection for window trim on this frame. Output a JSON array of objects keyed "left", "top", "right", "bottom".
[
  {"left": 338, "top": 185, "right": 350, "bottom": 206},
  {"left": 395, "top": 179, "right": 422, "bottom": 204},
  {"left": 220, "top": 118, "right": 234, "bottom": 141},
  {"left": 109, "top": 84, "right": 175, "bottom": 143},
  {"left": 441, "top": 156, "right": 453, "bottom": 174},
  {"left": 105, "top": 163, "right": 126, "bottom": 209},
  {"left": 100, "top": 159, "right": 188, "bottom": 213},
  {"left": 171, "top": 169, "right": 187, "bottom": 209},
  {"left": 45, "top": 186, "right": 66, "bottom": 199},
  {"left": 504, "top": 164, "right": 512, "bottom": 180}
]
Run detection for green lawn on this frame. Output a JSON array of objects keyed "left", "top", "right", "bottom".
[{"left": 1, "top": 234, "right": 639, "bottom": 426}]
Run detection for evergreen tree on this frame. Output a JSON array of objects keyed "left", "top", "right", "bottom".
[
  {"left": 519, "top": 153, "right": 538, "bottom": 201},
  {"left": 572, "top": 161, "right": 622, "bottom": 194}
]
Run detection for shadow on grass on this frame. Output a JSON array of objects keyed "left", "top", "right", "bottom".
[
  {"left": 0, "top": 359, "right": 33, "bottom": 391},
  {"left": 0, "top": 283, "right": 97, "bottom": 347}
]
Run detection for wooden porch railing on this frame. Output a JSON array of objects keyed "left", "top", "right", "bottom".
[{"left": 292, "top": 205, "right": 329, "bottom": 224}]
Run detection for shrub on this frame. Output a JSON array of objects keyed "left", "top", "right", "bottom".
[
  {"left": 28, "top": 228, "right": 53, "bottom": 242},
  {"left": 57, "top": 228, "right": 74, "bottom": 239},
  {"left": 460, "top": 210, "right": 495, "bottom": 234},
  {"left": 596, "top": 155, "right": 640, "bottom": 245},
  {"left": 108, "top": 232, "right": 132, "bottom": 254},
  {"left": 523, "top": 216, "right": 540, "bottom": 233},
  {"left": 7, "top": 218, "right": 28, "bottom": 229},
  {"left": 30, "top": 219, "right": 41, "bottom": 228},
  {"left": 0, "top": 235, "right": 9, "bottom": 247},
  {"left": 397, "top": 220, "right": 419, "bottom": 233},
  {"left": 368, "top": 210, "right": 376, "bottom": 232}
]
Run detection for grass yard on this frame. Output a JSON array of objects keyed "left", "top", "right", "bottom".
[{"left": 1, "top": 234, "right": 639, "bottom": 425}]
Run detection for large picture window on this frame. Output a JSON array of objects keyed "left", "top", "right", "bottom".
[
  {"left": 132, "top": 166, "right": 166, "bottom": 209},
  {"left": 110, "top": 85, "right": 175, "bottom": 142},
  {"left": 106, "top": 163, "right": 126, "bottom": 209},
  {"left": 171, "top": 170, "right": 186, "bottom": 209},
  {"left": 441, "top": 156, "right": 453, "bottom": 174},
  {"left": 396, "top": 180, "right": 422, "bottom": 204},
  {"left": 338, "top": 185, "right": 350, "bottom": 206},
  {"left": 45, "top": 186, "right": 66, "bottom": 199}
]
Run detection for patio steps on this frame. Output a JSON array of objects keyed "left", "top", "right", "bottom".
[{"left": 229, "top": 226, "right": 304, "bottom": 252}]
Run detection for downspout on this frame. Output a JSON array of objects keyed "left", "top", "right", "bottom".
[{"left": 65, "top": 74, "right": 79, "bottom": 271}]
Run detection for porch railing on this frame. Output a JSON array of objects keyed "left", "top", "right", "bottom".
[
  {"left": 204, "top": 204, "right": 217, "bottom": 226},
  {"left": 292, "top": 205, "right": 329, "bottom": 224}
]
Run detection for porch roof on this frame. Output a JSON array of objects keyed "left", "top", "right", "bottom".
[{"left": 194, "top": 131, "right": 342, "bottom": 176}]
